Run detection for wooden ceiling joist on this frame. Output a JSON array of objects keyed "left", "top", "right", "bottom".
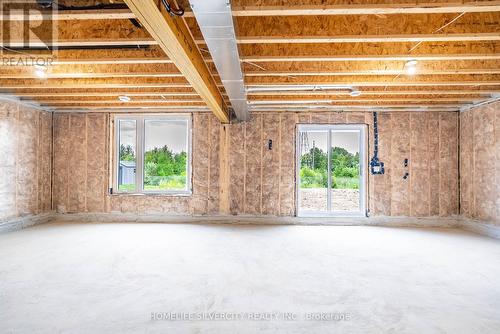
[
  {"left": 33, "top": 95, "right": 202, "bottom": 101},
  {"left": 40, "top": 100, "right": 205, "bottom": 106},
  {"left": 0, "top": 82, "right": 192, "bottom": 89},
  {"left": 0, "top": 47, "right": 172, "bottom": 65},
  {"left": 4, "top": 85, "right": 197, "bottom": 93},
  {"left": 247, "top": 81, "right": 500, "bottom": 87},
  {"left": 249, "top": 106, "right": 461, "bottom": 112},
  {"left": 51, "top": 106, "right": 211, "bottom": 111},
  {"left": 228, "top": 1, "right": 500, "bottom": 16},
  {"left": 247, "top": 89, "right": 500, "bottom": 96},
  {"left": 32, "top": 96, "right": 480, "bottom": 103},
  {"left": 12, "top": 92, "right": 200, "bottom": 98},
  {"left": 2, "top": 9, "right": 135, "bottom": 21},
  {"left": 1, "top": 38, "right": 157, "bottom": 48},
  {"left": 242, "top": 54, "right": 500, "bottom": 62},
  {"left": 0, "top": 73, "right": 184, "bottom": 79},
  {"left": 230, "top": 34, "right": 500, "bottom": 44},
  {"left": 124, "top": 0, "right": 229, "bottom": 123},
  {"left": 248, "top": 97, "right": 484, "bottom": 103},
  {"left": 250, "top": 102, "right": 465, "bottom": 108},
  {"left": 50, "top": 104, "right": 210, "bottom": 114}
]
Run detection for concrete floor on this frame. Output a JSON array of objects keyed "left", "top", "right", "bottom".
[{"left": 1, "top": 222, "right": 500, "bottom": 334}]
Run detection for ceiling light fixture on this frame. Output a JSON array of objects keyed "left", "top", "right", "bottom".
[
  {"left": 118, "top": 95, "right": 131, "bottom": 102},
  {"left": 405, "top": 59, "right": 418, "bottom": 75}
]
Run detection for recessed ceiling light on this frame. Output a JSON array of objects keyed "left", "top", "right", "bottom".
[
  {"left": 406, "top": 66, "right": 417, "bottom": 75},
  {"left": 34, "top": 64, "right": 47, "bottom": 78},
  {"left": 118, "top": 95, "right": 131, "bottom": 102},
  {"left": 405, "top": 59, "right": 418, "bottom": 75},
  {"left": 350, "top": 90, "right": 361, "bottom": 97}
]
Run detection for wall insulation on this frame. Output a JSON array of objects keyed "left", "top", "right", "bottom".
[
  {"left": 52, "top": 113, "right": 221, "bottom": 215},
  {"left": 52, "top": 110, "right": 459, "bottom": 218},
  {"left": 0, "top": 100, "right": 52, "bottom": 222},
  {"left": 460, "top": 101, "right": 500, "bottom": 226},
  {"left": 227, "top": 111, "right": 459, "bottom": 217}
]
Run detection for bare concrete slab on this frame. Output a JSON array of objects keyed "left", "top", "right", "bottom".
[{"left": 1, "top": 222, "right": 499, "bottom": 334}]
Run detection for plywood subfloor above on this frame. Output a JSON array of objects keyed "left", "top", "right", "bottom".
[{"left": 1, "top": 2, "right": 499, "bottom": 113}]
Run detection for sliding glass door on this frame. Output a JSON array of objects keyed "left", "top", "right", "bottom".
[{"left": 297, "top": 124, "right": 366, "bottom": 217}]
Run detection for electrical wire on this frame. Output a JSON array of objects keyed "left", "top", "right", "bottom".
[
  {"left": 160, "top": 0, "right": 185, "bottom": 17},
  {"left": 407, "top": 11, "right": 466, "bottom": 55},
  {"left": 242, "top": 61, "right": 267, "bottom": 71},
  {"left": 383, "top": 11, "right": 467, "bottom": 91},
  {"left": 38, "top": 1, "right": 184, "bottom": 17},
  {"left": 37, "top": 1, "right": 129, "bottom": 10}
]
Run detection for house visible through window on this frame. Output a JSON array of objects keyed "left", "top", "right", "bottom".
[{"left": 115, "top": 115, "right": 191, "bottom": 195}]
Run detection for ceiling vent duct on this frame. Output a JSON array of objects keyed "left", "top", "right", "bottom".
[{"left": 189, "top": 0, "right": 249, "bottom": 121}]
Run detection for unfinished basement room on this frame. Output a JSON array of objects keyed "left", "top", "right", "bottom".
[{"left": 1, "top": 0, "right": 500, "bottom": 333}]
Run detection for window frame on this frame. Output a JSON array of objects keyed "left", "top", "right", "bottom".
[
  {"left": 113, "top": 114, "right": 192, "bottom": 196},
  {"left": 296, "top": 124, "right": 367, "bottom": 218}
]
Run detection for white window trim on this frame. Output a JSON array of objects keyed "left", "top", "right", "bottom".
[{"left": 113, "top": 114, "right": 192, "bottom": 196}]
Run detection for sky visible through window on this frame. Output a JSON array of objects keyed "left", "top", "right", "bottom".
[{"left": 119, "top": 120, "right": 187, "bottom": 153}]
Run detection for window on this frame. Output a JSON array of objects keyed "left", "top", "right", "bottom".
[{"left": 115, "top": 115, "right": 191, "bottom": 195}]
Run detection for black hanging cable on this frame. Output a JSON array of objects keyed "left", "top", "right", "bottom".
[
  {"left": 37, "top": 1, "right": 129, "bottom": 10},
  {"left": 370, "top": 112, "right": 385, "bottom": 175},
  {"left": 160, "top": 0, "right": 185, "bottom": 16},
  {"left": 36, "top": 1, "right": 143, "bottom": 28}
]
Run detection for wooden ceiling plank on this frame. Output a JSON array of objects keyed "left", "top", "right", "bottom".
[
  {"left": 213, "top": 12, "right": 500, "bottom": 44},
  {"left": 1, "top": 39, "right": 157, "bottom": 48},
  {"left": 49, "top": 105, "right": 211, "bottom": 110},
  {"left": 245, "top": 73, "right": 500, "bottom": 86},
  {"left": 0, "top": 47, "right": 173, "bottom": 65},
  {"left": 248, "top": 97, "right": 484, "bottom": 102},
  {"left": 242, "top": 54, "right": 500, "bottom": 62},
  {"left": 41, "top": 100, "right": 205, "bottom": 105},
  {"left": 1, "top": 19, "right": 156, "bottom": 47},
  {"left": 244, "top": 69, "right": 500, "bottom": 76},
  {"left": 12, "top": 92, "right": 200, "bottom": 97},
  {"left": 228, "top": 33, "right": 500, "bottom": 44},
  {"left": 240, "top": 59, "right": 500, "bottom": 72},
  {"left": 239, "top": 41, "right": 500, "bottom": 62}
]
